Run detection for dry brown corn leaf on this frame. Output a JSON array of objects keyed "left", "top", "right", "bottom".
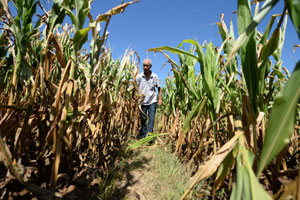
[{"left": 180, "top": 132, "right": 242, "bottom": 200}]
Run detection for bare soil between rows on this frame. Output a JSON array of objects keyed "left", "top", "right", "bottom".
[{"left": 107, "top": 145, "right": 160, "bottom": 200}]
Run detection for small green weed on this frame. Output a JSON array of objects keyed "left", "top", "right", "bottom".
[{"left": 147, "top": 147, "right": 192, "bottom": 200}]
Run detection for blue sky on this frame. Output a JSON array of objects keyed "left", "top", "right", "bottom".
[
  {"left": 91, "top": 0, "right": 299, "bottom": 82},
  {"left": 7, "top": 0, "right": 300, "bottom": 83}
]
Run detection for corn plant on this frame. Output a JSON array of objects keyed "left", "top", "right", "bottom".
[
  {"left": 149, "top": 0, "right": 299, "bottom": 199},
  {"left": 0, "top": 0, "right": 140, "bottom": 199}
]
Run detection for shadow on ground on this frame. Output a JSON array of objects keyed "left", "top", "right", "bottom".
[{"left": 105, "top": 148, "right": 152, "bottom": 200}]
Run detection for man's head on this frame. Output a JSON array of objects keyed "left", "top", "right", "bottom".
[{"left": 143, "top": 58, "right": 152, "bottom": 73}]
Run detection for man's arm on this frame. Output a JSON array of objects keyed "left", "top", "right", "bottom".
[
  {"left": 158, "top": 86, "right": 162, "bottom": 106},
  {"left": 155, "top": 75, "right": 162, "bottom": 106}
]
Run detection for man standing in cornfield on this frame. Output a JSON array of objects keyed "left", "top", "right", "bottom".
[{"left": 135, "top": 58, "right": 162, "bottom": 139}]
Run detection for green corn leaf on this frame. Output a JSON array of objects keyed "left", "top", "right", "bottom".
[
  {"left": 273, "top": 15, "right": 287, "bottom": 65},
  {"left": 219, "top": 78, "right": 232, "bottom": 97},
  {"left": 260, "top": 14, "right": 276, "bottom": 45},
  {"left": 48, "top": 0, "right": 67, "bottom": 32},
  {"left": 216, "top": 22, "right": 228, "bottom": 43},
  {"left": 225, "top": 0, "right": 279, "bottom": 68},
  {"left": 271, "top": 68, "right": 285, "bottom": 79},
  {"left": 213, "top": 87, "right": 222, "bottom": 113},
  {"left": 177, "top": 39, "right": 207, "bottom": 88},
  {"left": 268, "top": 16, "right": 288, "bottom": 98},
  {"left": 238, "top": 0, "right": 259, "bottom": 116},
  {"left": 73, "top": 27, "right": 91, "bottom": 50},
  {"left": 177, "top": 39, "right": 203, "bottom": 58},
  {"left": 128, "top": 133, "right": 165, "bottom": 150},
  {"left": 148, "top": 45, "right": 200, "bottom": 100},
  {"left": 75, "top": 0, "right": 91, "bottom": 29},
  {"left": 148, "top": 46, "right": 199, "bottom": 61},
  {"left": 203, "top": 42, "right": 214, "bottom": 93},
  {"left": 183, "top": 97, "right": 207, "bottom": 133},
  {"left": 22, "top": 1, "right": 37, "bottom": 28},
  {"left": 285, "top": 0, "right": 300, "bottom": 37},
  {"left": 257, "top": 16, "right": 285, "bottom": 96},
  {"left": 229, "top": 19, "right": 236, "bottom": 42},
  {"left": 237, "top": 0, "right": 252, "bottom": 35},
  {"left": 214, "top": 144, "right": 238, "bottom": 191},
  {"left": 230, "top": 144, "right": 272, "bottom": 200},
  {"left": 62, "top": 5, "right": 78, "bottom": 30},
  {"left": 62, "top": 0, "right": 90, "bottom": 32},
  {"left": 217, "top": 17, "right": 238, "bottom": 74},
  {"left": 257, "top": 62, "right": 300, "bottom": 175},
  {"left": 259, "top": 22, "right": 280, "bottom": 63}
]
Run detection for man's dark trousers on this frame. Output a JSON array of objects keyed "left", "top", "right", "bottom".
[{"left": 139, "top": 102, "right": 157, "bottom": 139}]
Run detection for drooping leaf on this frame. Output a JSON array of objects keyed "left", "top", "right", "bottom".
[
  {"left": 214, "top": 145, "right": 238, "bottom": 191},
  {"left": 180, "top": 132, "right": 242, "bottom": 200},
  {"left": 96, "top": 0, "right": 140, "bottom": 22},
  {"left": 257, "top": 62, "right": 300, "bottom": 175},
  {"left": 62, "top": 5, "right": 78, "bottom": 30},
  {"left": 148, "top": 46, "right": 199, "bottom": 61},
  {"left": 148, "top": 48, "right": 200, "bottom": 100},
  {"left": 230, "top": 144, "right": 272, "bottom": 200}
]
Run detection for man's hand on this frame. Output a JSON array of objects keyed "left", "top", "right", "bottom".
[
  {"left": 158, "top": 87, "right": 162, "bottom": 106},
  {"left": 158, "top": 98, "right": 162, "bottom": 106}
]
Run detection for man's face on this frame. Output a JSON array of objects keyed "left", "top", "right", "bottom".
[{"left": 143, "top": 60, "right": 151, "bottom": 72}]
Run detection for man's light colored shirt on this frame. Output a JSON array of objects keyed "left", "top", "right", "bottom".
[{"left": 136, "top": 72, "right": 160, "bottom": 105}]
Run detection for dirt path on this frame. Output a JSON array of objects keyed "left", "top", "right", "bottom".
[
  {"left": 108, "top": 145, "right": 159, "bottom": 200},
  {"left": 105, "top": 141, "right": 194, "bottom": 200}
]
